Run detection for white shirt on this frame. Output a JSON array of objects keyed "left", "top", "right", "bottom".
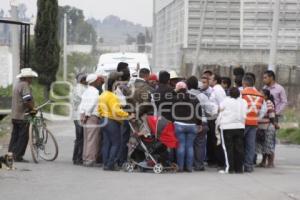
[
  {"left": 188, "top": 89, "right": 218, "bottom": 123},
  {"left": 218, "top": 97, "right": 248, "bottom": 130},
  {"left": 210, "top": 84, "right": 226, "bottom": 106},
  {"left": 78, "top": 85, "right": 99, "bottom": 117},
  {"left": 72, "top": 83, "right": 87, "bottom": 120}
]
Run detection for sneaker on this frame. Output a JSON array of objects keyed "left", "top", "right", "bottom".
[
  {"left": 83, "top": 161, "right": 95, "bottom": 167},
  {"left": 73, "top": 160, "right": 83, "bottom": 165},
  {"left": 112, "top": 164, "right": 121, "bottom": 171},
  {"left": 186, "top": 168, "right": 193, "bottom": 173},
  {"left": 194, "top": 166, "right": 205, "bottom": 171},
  {"left": 218, "top": 169, "right": 228, "bottom": 174},
  {"left": 103, "top": 164, "right": 120, "bottom": 171},
  {"left": 244, "top": 167, "right": 254, "bottom": 173}
]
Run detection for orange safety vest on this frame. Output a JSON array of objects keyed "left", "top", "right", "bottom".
[{"left": 242, "top": 87, "right": 264, "bottom": 126}]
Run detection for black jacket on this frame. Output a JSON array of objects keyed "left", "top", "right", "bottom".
[
  {"left": 153, "top": 83, "right": 174, "bottom": 122},
  {"left": 171, "top": 91, "right": 202, "bottom": 125}
]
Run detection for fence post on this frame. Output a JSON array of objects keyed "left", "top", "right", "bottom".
[{"left": 287, "top": 67, "right": 292, "bottom": 106}]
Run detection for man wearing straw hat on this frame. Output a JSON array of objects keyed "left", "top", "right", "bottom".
[
  {"left": 79, "top": 74, "right": 104, "bottom": 167},
  {"left": 8, "top": 68, "right": 38, "bottom": 162}
]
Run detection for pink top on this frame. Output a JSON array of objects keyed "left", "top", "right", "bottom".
[{"left": 264, "top": 83, "right": 287, "bottom": 115}]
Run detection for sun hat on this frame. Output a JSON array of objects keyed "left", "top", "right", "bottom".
[
  {"left": 16, "top": 68, "right": 38, "bottom": 78},
  {"left": 86, "top": 74, "right": 98, "bottom": 84}
]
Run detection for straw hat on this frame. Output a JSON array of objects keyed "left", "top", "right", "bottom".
[
  {"left": 169, "top": 70, "right": 182, "bottom": 80},
  {"left": 16, "top": 68, "right": 38, "bottom": 78}
]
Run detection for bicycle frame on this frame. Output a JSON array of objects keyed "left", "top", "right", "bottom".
[
  {"left": 26, "top": 100, "right": 51, "bottom": 147},
  {"left": 27, "top": 100, "right": 58, "bottom": 163}
]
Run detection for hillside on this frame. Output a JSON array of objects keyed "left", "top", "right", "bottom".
[{"left": 87, "top": 15, "right": 148, "bottom": 46}]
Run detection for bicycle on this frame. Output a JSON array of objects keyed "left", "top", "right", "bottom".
[{"left": 26, "top": 100, "right": 59, "bottom": 163}]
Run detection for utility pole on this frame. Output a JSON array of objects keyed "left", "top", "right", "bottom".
[
  {"left": 152, "top": 0, "right": 156, "bottom": 71},
  {"left": 63, "top": 13, "right": 67, "bottom": 81},
  {"left": 192, "top": 0, "right": 208, "bottom": 75},
  {"left": 268, "top": 0, "right": 280, "bottom": 72},
  {"left": 10, "top": 0, "right": 20, "bottom": 85}
]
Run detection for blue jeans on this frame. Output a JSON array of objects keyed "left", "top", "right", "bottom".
[
  {"left": 194, "top": 123, "right": 208, "bottom": 169},
  {"left": 118, "top": 120, "right": 130, "bottom": 166},
  {"left": 244, "top": 126, "right": 257, "bottom": 170},
  {"left": 101, "top": 118, "right": 122, "bottom": 168},
  {"left": 175, "top": 122, "right": 197, "bottom": 170}
]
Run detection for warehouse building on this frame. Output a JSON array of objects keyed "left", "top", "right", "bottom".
[{"left": 153, "top": 0, "right": 300, "bottom": 72}]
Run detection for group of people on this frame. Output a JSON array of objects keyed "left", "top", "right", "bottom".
[
  {"left": 6, "top": 65, "right": 287, "bottom": 174},
  {"left": 71, "top": 63, "right": 288, "bottom": 173}
]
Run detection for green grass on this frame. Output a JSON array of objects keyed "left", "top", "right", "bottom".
[
  {"left": 278, "top": 128, "right": 300, "bottom": 145},
  {"left": 0, "top": 85, "right": 12, "bottom": 97},
  {"left": 282, "top": 108, "right": 300, "bottom": 125},
  {"left": 0, "top": 115, "right": 11, "bottom": 139},
  {"left": 0, "top": 80, "right": 71, "bottom": 116},
  {"left": 278, "top": 108, "right": 300, "bottom": 145}
]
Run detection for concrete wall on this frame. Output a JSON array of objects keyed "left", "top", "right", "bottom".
[
  {"left": 184, "top": 48, "right": 300, "bottom": 66},
  {"left": 0, "top": 46, "right": 13, "bottom": 88},
  {"left": 154, "top": 0, "right": 300, "bottom": 71},
  {"left": 67, "top": 45, "right": 93, "bottom": 55},
  {"left": 154, "top": 0, "right": 185, "bottom": 71}
]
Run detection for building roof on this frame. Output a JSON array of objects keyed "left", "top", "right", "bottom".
[{"left": 0, "top": 19, "right": 31, "bottom": 26}]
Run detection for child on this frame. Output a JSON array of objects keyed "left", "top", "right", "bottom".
[{"left": 256, "top": 89, "right": 276, "bottom": 168}]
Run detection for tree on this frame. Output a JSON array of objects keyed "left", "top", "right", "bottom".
[
  {"left": 58, "top": 6, "right": 84, "bottom": 44},
  {"left": 145, "top": 28, "right": 152, "bottom": 43},
  {"left": 58, "top": 6, "right": 96, "bottom": 46},
  {"left": 67, "top": 52, "right": 98, "bottom": 74},
  {"left": 17, "top": 3, "right": 27, "bottom": 20},
  {"left": 75, "top": 21, "right": 97, "bottom": 45},
  {"left": 136, "top": 32, "right": 146, "bottom": 53},
  {"left": 0, "top": 9, "right": 4, "bottom": 18},
  {"left": 126, "top": 34, "right": 136, "bottom": 45},
  {"left": 34, "top": 0, "right": 60, "bottom": 97}
]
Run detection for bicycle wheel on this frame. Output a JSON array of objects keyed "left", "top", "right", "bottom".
[
  {"left": 29, "top": 123, "right": 40, "bottom": 163},
  {"left": 39, "top": 126, "right": 59, "bottom": 161}
]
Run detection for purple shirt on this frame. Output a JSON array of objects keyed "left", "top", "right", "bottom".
[{"left": 264, "top": 83, "right": 287, "bottom": 115}]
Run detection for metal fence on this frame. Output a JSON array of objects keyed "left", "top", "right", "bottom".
[{"left": 184, "top": 64, "right": 300, "bottom": 108}]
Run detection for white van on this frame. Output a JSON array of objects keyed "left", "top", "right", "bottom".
[{"left": 96, "top": 52, "right": 151, "bottom": 77}]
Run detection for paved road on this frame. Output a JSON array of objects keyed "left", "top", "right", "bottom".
[{"left": 1, "top": 121, "right": 300, "bottom": 200}]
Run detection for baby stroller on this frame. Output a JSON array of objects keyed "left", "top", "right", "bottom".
[{"left": 123, "top": 116, "right": 179, "bottom": 174}]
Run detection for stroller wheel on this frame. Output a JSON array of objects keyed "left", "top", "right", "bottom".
[
  {"left": 123, "top": 162, "right": 135, "bottom": 173},
  {"left": 153, "top": 163, "right": 163, "bottom": 174}
]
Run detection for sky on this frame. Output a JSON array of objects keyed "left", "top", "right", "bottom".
[{"left": 0, "top": 0, "right": 154, "bottom": 26}]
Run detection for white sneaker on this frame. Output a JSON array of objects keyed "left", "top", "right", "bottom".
[{"left": 218, "top": 170, "right": 228, "bottom": 174}]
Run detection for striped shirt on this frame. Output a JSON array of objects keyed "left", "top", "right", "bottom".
[{"left": 258, "top": 100, "right": 275, "bottom": 129}]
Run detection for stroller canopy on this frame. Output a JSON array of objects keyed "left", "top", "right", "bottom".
[{"left": 146, "top": 116, "right": 178, "bottom": 149}]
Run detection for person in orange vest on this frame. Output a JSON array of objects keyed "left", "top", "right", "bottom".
[{"left": 242, "top": 76, "right": 267, "bottom": 173}]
